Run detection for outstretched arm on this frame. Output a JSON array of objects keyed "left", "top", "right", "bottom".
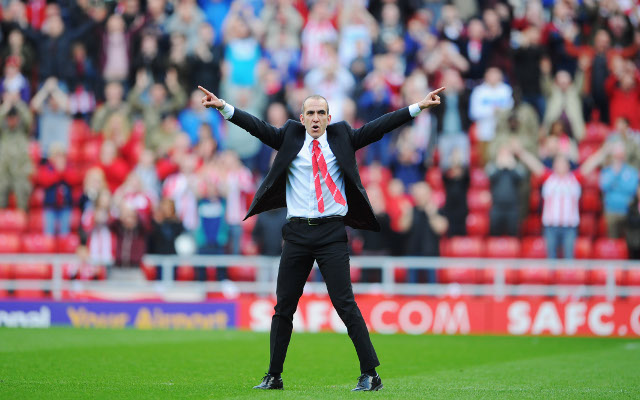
[
  {"left": 198, "top": 85, "right": 284, "bottom": 150},
  {"left": 350, "top": 87, "right": 445, "bottom": 150}
]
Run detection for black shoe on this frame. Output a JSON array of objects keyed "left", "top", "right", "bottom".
[
  {"left": 253, "top": 373, "right": 283, "bottom": 390},
  {"left": 351, "top": 374, "right": 383, "bottom": 391}
]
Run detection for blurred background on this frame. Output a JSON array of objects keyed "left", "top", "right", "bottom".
[{"left": 0, "top": 0, "right": 638, "bottom": 335}]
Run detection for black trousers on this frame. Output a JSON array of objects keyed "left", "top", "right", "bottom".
[{"left": 267, "top": 220, "right": 379, "bottom": 374}]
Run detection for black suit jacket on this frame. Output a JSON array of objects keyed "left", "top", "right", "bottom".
[{"left": 229, "top": 107, "right": 415, "bottom": 231}]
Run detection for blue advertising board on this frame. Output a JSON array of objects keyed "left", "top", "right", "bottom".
[{"left": 0, "top": 300, "right": 237, "bottom": 329}]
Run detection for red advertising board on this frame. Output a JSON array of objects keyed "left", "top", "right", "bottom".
[{"left": 238, "top": 295, "right": 640, "bottom": 337}]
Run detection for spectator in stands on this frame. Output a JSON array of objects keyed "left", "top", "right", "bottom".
[
  {"left": 300, "top": 1, "right": 338, "bottom": 71},
  {"left": 100, "top": 13, "right": 143, "bottom": 84},
  {"left": 222, "top": 4, "right": 262, "bottom": 88},
  {"left": 128, "top": 69, "right": 187, "bottom": 152},
  {"left": 37, "top": 143, "right": 82, "bottom": 235},
  {"left": 113, "top": 172, "right": 155, "bottom": 227},
  {"left": 458, "top": 18, "right": 493, "bottom": 82},
  {"left": 163, "top": 153, "right": 199, "bottom": 231},
  {"left": 358, "top": 71, "right": 392, "bottom": 165},
  {"left": 91, "top": 81, "right": 130, "bottom": 133},
  {"left": 97, "top": 140, "right": 130, "bottom": 192},
  {"left": 607, "top": 117, "right": 640, "bottom": 169},
  {"left": 441, "top": 149, "right": 469, "bottom": 236},
  {"left": 0, "top": 29, "right": 35, "bottom": 81},
  {"left": 486, "top": 143, "right": 527, "bottom": 236},
  {"left": 30, "top": 77, "right": 71, "bottom": 156},
  {"left": 338, "top": 2, "right": 377, "bottom": 68},
  {"left": 541, "top": 59, "right": 586, "bottom": 141},
  {"left": 626, "top": 186, "right": 640, "bottom": 259},
  {"left": 165, "top": 0, "right": 206, "bottom": 54},
  {"left": 358, "top": 184, "right": 392, "bottom": 283},
  {"left": 79, "top": 167, "right": 107, "bottom": 212},
  {"left": 187, "top": 22, "right": 224, "bottom": 95},
  {"left": 469, "top": 67, "right": 513, "bottom": 164},
  {"left": 217, "top": 151, "right": 254, "bottom": 255},
  {"left": 148, "top": 197, "right": 185, "bottom": 255},
  {"left": 252, "top": 208, "right": 287, "bottom": 256},
  {"left": 0, "top": 93, "right": 32, "bottom": 210},
  {"left": 130, "top": 31, "right": 166, "bottom": 84},
  {"left": 68, "top": 42, "right": 99, "bottom": 118},
  {"left": 600, "top": 142, "right": 639, "bottom": 238},
  {"left": 434, "top": 69, "right": 470, "bottom": 169},
  {"left": 110, "top": 203, "right": 150, "bottom": 268},
  {"left": 512, "top": 26, "right": 545, "bottom": 117},
  {"left": 20, "top": 5, "right": 102, "bottom": 85},
  {"left": 605, "top": 58, "right": 640, "bottom": 130},
  {"left": 539, "top": 120, "right": 579, "bottom": 168},
  {"left": 390, "top": 128, "right": 425, "bottom": 188},
  {"left": 514, "top": 142, "right": 607, "bottom": 258},
  {"left": 178, "top": 89, "right": 222, "bottom": 145},
  {"left": 0, "top": 55, "right": 30, "bottom": 102},
  {"left": 196, "top": 179, "right": 228, "bottom": 280},
  {"left": 81, "top": 189, "right": 114, "bottom": 266},
  {"left": 489, "top": 92, "right": 539, "bottom": 162},
  {"left": 134, "top": 149, "right": 161, "bottom": 199},
  {"left": 405, "top": 182, "right": 448, "bottom": 283}
]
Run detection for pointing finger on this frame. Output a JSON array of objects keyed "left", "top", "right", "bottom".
[
  {"left": 431, "top": 87, "right": 446, "bottom": 95},
  {"left": 198, "top": 85, "right": 213, "bottom": 97}
]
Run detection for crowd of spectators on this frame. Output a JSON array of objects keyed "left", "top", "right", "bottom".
[{"left": 1, "top": 0, "right": 640, "bottom": 282}]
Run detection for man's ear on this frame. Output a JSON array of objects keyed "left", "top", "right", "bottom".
[
  {"left": 328, "top": 114, "right": 332, "bottom": 124},
  {"left": 299, "top": 114, "right": 304, "bottom": 123}
]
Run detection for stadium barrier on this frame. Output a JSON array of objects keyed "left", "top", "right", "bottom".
[{"left": 1, "top": 254, "right": 639, "bottom": 337}]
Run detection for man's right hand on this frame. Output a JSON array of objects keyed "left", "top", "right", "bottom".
[{"left": 198, "top": 86, "right": 225, "bottom": 109}]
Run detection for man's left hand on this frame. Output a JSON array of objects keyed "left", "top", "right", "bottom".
[{"left": 418, "top": 87, "right": 445, "bottom": 110}]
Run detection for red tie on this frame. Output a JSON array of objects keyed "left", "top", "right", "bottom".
[{"left": 312, "top": 139, "right": 346, "bottom": 213}]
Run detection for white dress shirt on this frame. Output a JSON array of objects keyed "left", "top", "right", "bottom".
[{"left": 218, "top": 103, "right": 423, "bottom": 219}]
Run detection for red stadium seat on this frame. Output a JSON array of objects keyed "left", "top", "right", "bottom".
[
  {"left": 27, "top": 209, "right": 44, "bottom": 232},
  {"left": 479, "top": 267, "right": 519, "bottom": 284},
  {"left": 593, "top": 238, "right": 628, "bottom": 259},
  {"left": 467, "top": 189, "right": 491, "bottom": 213},
  {"left": 14, "top": 263, "right": 52, "bottom": 280},
  {"left": 69, "top": 120, "right": 90, "bottom": 144},
  {"left": 554, "top": 268, "right": 588, "bottom": 285},
  {"left": 578, "top": 213, "right": 596, "bottom": 238},
  {"left": 0, "top": 209, "right": 27, "bottom": 232},
  {"left": 439, "top": 238, "right": 451, "bottom": 256},
  {"left": 521, "top": 237, "right": 547, "bottom": 259},
  {"left": 175, "top": 265, "right": 196, "bottom": 281},
  {"left": 485, "top": 237, "right": 521, "bottom": 258},
  {"left": 584, "top": 120, "right": 608, "bottom": 144},
  {"left": 227, "top": 266, "right": 256, "bottom": 281},
  {"left": 28, "top": 188, "right": 45, "bottom": 208},
  {"left": 22, "top": 233, "right": 56, "bottom": 253},
  {"left": 140, "top": 263, "right": 157, "bottom": 281},
  {"left": 13, "top": 289, "right": 49, "bottom": 299},
  {"left": 575, "top": 237, "right": 593, "bottom": 259},
  {"left": 625, "top": 269, "right": 640, "bottom": 286},
  {"left": 597, "top": 215, "right": 608, "bottom": 237},
  {"left": 438, "top": 266, "right": 479, "bottom": 284},
  {"left": 447, "top": 236, "right": 484, "bottom": 258},
  {"left": 589, "top": 268, "right": 625, "bottom": 285},
  {"left": 0, "top": 264, "right": 13, "bottom": 279},
  {"left": 0, "top": 233, "right": 21, "bottom": 253},
  {"left": 394, "top": 268, "right": 407, "bottom": 283},
  {"left": 470, "top": 168, "right": 489, "bottom": 189},
  {"left": 521, "top": 215, "right": 542, "bottom": 236},
  {"left": 350, "top": 267, "right": 362, "bottom": 283},
  {"left": 425, "top": 167, "right": 443, "bottom": 189},
  {"left": 466, "top": 212, "right": 489, "bottom": 237},
  {"left": 580, "top": 190, "right": 602, "bottom": 213},
  {"left": 520, "top": 264, "right": 554, "bottom": 285},
  {"left": 57, "top": 234, "right": 80, "bottom": 254}
]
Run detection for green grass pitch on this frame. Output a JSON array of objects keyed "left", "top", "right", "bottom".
[{"left": 0, "top": 328, "right": 638, "bottom": 399}]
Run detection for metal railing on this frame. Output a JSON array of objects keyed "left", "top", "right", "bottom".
[{"left": 0, "top": 254, "right": 639, "bottom": 302}]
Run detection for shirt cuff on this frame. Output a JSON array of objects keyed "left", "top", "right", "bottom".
[
  {"left": 409, "top": 103, "right": 422, "bottom": 117},
  {"left": 219, "top": 103, "right": 235, "bottom": 120}
]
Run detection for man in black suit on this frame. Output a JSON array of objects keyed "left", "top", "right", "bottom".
[{"left": 198, "top": 85, "right": 444, "bottom": 391}]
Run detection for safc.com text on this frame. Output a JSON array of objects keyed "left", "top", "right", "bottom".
[{"left": 238, "top": 295, "right": 640, "bottom": 337}]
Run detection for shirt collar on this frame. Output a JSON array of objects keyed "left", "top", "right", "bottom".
[{"left": 304, "top": 131, "right": 328, "bottom": 149}]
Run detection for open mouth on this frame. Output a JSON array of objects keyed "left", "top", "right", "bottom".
[{"left": 312, "top": 125, "right": 319, "bottom": 130}]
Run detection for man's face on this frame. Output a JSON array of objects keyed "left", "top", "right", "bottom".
[{"left": 300, "top": 98, "right": 331, "bottom": 138}]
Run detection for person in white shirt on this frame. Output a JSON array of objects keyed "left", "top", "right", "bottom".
[{"left": 198, "top": 84, "right": 444, "bottom": 391}]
